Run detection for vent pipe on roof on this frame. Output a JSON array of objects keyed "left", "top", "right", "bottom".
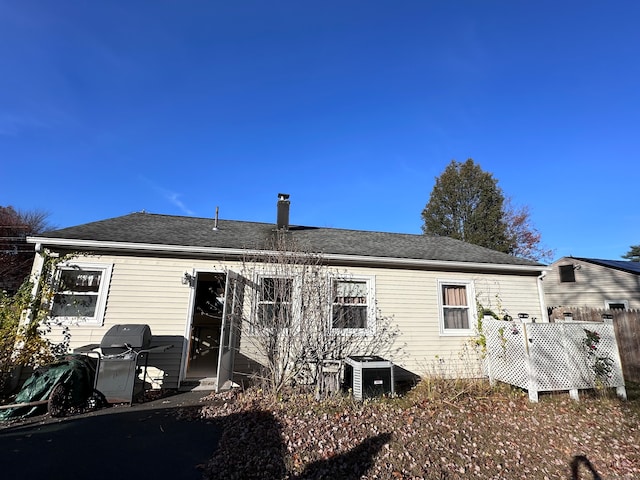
[
  {"left": 277, "top": 193, "right": 290, "bottom": 230},
  {"left": 213, "top": 206, "right": 219, "bottom": 231}
]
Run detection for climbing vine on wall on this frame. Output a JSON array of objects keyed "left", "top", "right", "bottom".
[{"left": 0, "top": 250, "right": 74, "bottom": 393}]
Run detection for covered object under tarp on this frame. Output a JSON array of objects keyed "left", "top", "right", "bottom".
[{"left": 0, "top": 354, "right": 98, "bottom": 420}]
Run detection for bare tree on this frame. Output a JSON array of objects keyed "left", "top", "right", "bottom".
[
  {"left": 0, "top": 206, "right": 53, "bottom": 294},
  {"left": 503, "top": 198, "right": 555, "bottom": 262},
  {"left": 235, "top": 232, "right": 402, "bottom": 397}
]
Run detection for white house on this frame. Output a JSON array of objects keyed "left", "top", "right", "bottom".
[{"left": 27, "top": 194, "right": 548, "bottom": 392}]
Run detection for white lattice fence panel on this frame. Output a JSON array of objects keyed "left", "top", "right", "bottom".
[
  {"left": 483, "top": 318, "right": 528, "bottom": 389},
  {"left": 484, "top": 319, "right": 625, "bottom": 401},
  {"left": 528, "top": 323, "right": 577, "bottom": 391},
  {"left": 558, "top": 322, "right": 625, "bottom": 388}
]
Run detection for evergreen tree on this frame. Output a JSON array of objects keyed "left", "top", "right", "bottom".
[
  {"left": 622, "top": 245, "right": 640, "bottom": 262},
  {"left": 421, "top": 159, "right": 511, "bottom": 253}
]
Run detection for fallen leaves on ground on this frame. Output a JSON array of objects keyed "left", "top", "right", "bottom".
[{"left": 194, "top": 381, "right": 640, "bottom": 479}]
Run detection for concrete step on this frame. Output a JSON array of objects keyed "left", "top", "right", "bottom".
[{"left": 179, "top": 377, "right": 217, "bottom": 392}]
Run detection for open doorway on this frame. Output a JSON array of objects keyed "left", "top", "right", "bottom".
[{"left": 186, "top": 272, "right": 226, "bottom": 379}]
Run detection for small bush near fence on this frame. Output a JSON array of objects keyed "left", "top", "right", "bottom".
[{"left": 549, "top": 307, "right": 640, "bottom": 383}]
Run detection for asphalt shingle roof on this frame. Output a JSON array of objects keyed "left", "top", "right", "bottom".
[{"left": 34, "top": 212, "right": 543, "bottom": 267}]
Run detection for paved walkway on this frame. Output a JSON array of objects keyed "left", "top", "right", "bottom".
[{"left": 0, "top": 391, "right": 221, "bottom": 480}]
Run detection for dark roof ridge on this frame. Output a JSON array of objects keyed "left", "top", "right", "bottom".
[
  {"left": 126, "top": 211, "right": 442, "bottom": 237},
  {"left": 570, "top": 256, "right": 640, "bottom": 275}
]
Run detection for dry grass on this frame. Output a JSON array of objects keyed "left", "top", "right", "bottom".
[{"left": 195, "top": 379, "right": 640, "bottom": 479}]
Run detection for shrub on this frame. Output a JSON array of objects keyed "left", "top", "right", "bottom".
[{"left": 0, "top": 252, "right": 71, "bottom": 394}]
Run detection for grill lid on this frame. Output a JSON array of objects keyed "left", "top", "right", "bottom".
[{"left": 100, "top": 324, "right": 152, "bottom": 352}]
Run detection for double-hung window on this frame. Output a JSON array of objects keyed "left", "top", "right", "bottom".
[
  {"left": 331, "top": 277, "right": 374, "bottom": 331},
  {"left": 256, "top": 276, "right": 293, "bottom": 330},
  {"left": 51, "top": 263, "right": 113, "bottom": 325},
  {"left": 439, "top": 280, "right": 474, "bottom": 335}
]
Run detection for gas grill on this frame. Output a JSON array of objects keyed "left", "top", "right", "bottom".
[{"left": 76, "top": 324, "right": 171, "bottom": 404}]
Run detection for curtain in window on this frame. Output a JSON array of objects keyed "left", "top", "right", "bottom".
[
  {"left": 333, "top": 280, "right": 368, "bottom": 329},
  {"left": 52, "top": 269, "right": 103, "bottom": 317},
  {"left": 443, "top": 285, "right": 469, "bottom": 329},
  {"left": 60, "top": 270, "right": 102, "bottom": 293},
  {"left": 443, "top": 309, "right": 469, "bottom": 329},
  {"left": 334, "top": 280, "right": 367, "bottom": 303},
  {"left": 443, "top": 285, "right": 467, "bottom": 306}
]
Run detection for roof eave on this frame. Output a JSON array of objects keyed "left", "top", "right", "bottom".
[{"left": 27, "top": 236, "right": 548, "bottom": 274}]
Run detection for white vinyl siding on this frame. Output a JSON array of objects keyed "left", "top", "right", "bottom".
[
  {"left": 41, "top": 254, "right": 241, "bottom": 389},
  {"left": 376, "top": 270, "right": 543, "bottom": 378},
  {"left": 39, "top": 252, "right": 545, "bottom": 386},
  {"left": 544, "top": 258, "right": 640, "bottom": 310}
]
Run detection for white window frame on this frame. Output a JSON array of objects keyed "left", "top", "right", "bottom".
[
  {"left": 438, "top": 279, "right": 476, "bottom": 336},
  {"left": 50, "top": 262, "right": 113, "bottom": 326},
  {"left": 604, "top": 299, "right": 628, "bottom": 310},
  {"left": 330, "top": 275, "right": 375, "bottom": 334},
  {"left": 251, "top": 274, "right": 296, "bottom": 334}
]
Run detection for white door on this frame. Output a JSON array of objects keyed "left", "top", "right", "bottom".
[{"left": 216, "top": 271, "right": 243, "bottom": 392}]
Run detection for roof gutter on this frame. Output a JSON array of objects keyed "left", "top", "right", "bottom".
[{"left": 27, "top": 236, "right": 548, "bottom": 274}]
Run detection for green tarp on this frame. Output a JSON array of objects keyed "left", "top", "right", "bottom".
[{"left": 0, "top": 354, "right": 97, "bottom": 420}]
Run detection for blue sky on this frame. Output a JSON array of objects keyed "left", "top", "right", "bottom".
[{"left": 2, "top": 1, "right": 638, "bottom": 262}]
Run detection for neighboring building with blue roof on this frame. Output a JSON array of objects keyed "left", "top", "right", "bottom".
[{"left": 544, "top": 256, "right": 640, "bottom": 311}]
